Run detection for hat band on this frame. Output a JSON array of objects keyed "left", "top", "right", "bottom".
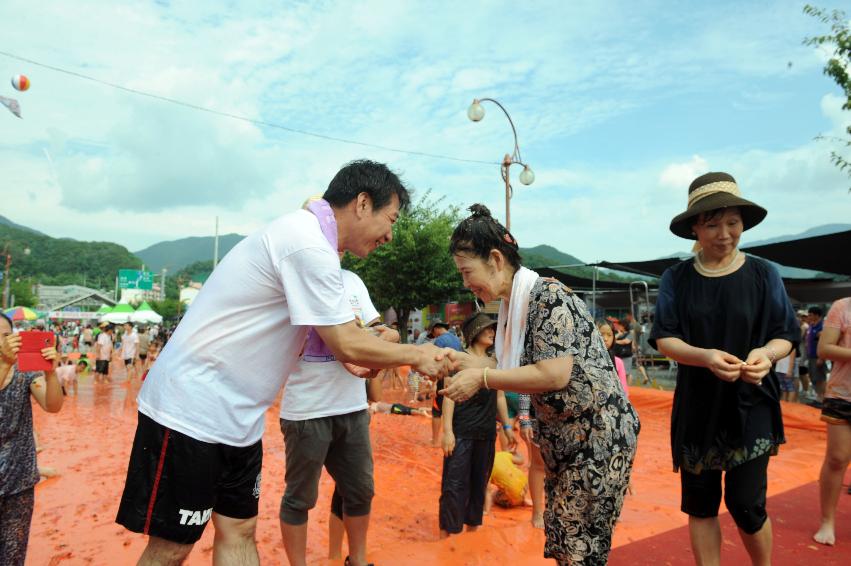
[{"left": 687, "top": 181, "right": 740, "bottom": 208}]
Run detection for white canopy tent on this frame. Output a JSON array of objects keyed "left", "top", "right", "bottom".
[{"left": 130, "top": 301, "right": 163, "bottom": 324}]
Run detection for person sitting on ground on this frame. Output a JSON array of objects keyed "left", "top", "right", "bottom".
[
  {"left": 484, "top": 449, "right": 529, "bottom": 513},
  {"left": 368, "top": 401, "right": 430, "bottom": 417},
  {"left": 812, "top": 296, "right": 851, "bottom": 546},
  {"left": 0, "top": 312, "right": 63, "bottom": 565},
  {"left": 55, "top": 358, "right": 77, "bottom": 397},
  {"left": 440, "top": 312, "right": 516, "bottom": 539}
]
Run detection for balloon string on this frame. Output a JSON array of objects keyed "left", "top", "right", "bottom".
[{"left": 0, "top": 49, "right": 499, "bottom": 167}]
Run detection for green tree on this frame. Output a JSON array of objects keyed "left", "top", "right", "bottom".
[
  {"left": 343, "top": 192, "right": 470, "bottom": 343},
  {"left": 9, "top": 279, "right": 36, "bottom": 307},
  {"left": 149, "top": 298, "right": 181, "bottom": 321},
  {"left": 804, "top": 5, "right": 851, "bottom": 187}
]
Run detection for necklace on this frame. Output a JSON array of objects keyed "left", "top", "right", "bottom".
[{"left": 694, "top": 250, "right": 741, "bottom": 274}]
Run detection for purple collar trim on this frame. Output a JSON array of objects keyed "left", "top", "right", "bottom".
[{"left": 306, "top": 198, "right": 338, "bottom": 251}]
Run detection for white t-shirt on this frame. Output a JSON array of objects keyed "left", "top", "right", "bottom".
[
  {"left": 137, "top": 209, "right": 354, "bottom": 446},
  {"left": 56, "top": 364, "right": 76, "bottom": 385},
  {"left": 280, "top": 270, "right": 379, "bottom": 421},
  {"left": 775, "top": 352, "right": 793, "bottom": 375},
  {"left": 121, "top": 330, "right": 139, "bottom": 359},
  {"left": 96, "top": 332, "right": 113, "bottom": 361}
]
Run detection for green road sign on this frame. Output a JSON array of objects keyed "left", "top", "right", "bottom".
[{"left": 118, "top": 269, "right": 154, "bottom": 290}]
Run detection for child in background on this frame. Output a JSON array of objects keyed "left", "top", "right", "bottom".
[
  {"left": 597, "top": 320, "right": 629, "bottom": 396},
  {"left": 775, "top": 347, "right": 797, "bottom": 402},
  {"left": 485, "top": 450, "right": 529, "bottom": 512},
  {"left": 439, "top": 312, "right": 515, "bottom": 538},
  {"left": 55, "top": 359, "right": 78, "bottom": 397}
]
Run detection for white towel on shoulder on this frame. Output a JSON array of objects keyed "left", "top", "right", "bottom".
[{"left": 495, "top": 266, "right": 540, "bottom": 370}]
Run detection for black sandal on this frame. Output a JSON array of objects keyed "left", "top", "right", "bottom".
[{"left": 344, "top": 556, "right": 374, "bottom": 566}]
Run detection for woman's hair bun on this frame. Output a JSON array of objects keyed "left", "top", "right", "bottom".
[{"left": 468, "top": 203, "right": 491, "bottom": 218}]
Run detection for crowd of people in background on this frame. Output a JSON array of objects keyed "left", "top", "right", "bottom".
[{"left": 1, "top": 162, "right": 849, "bottom": 566}]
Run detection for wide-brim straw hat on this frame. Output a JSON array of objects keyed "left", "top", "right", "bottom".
[
  {"left": 462, "top": 312, "right": 497, "bottom": 345},
  {"left": 669, "top": 172, "right": 767, "bottom": 239}
]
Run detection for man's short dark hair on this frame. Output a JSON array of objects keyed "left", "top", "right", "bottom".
[
  {"left": 323, "top": 159, "right": 410, "bottom": 212},
  {"left": 808, "top": 306, "right": 823, "bottom": 317}
]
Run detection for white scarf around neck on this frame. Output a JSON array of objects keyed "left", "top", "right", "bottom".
[{"left": 495, "top": 266, "right": 540, "bottom": 370}]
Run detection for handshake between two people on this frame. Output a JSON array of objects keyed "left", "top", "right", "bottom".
[{"left": 343, "top": 342, "right": 481, "bottom": 382}]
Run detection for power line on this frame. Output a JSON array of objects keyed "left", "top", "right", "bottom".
[{"left": 0, "top": 49, "right": 497, "bottom": 166}]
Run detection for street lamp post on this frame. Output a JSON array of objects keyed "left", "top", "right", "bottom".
[
  {"left": 467, "top": 98, "right": 534, "bottom": 231},
  {"left": 1, "top": 242, "right": 31, "bottom": 309}
]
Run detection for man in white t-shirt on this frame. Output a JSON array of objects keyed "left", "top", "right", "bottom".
[
  {"left": 279, "top": 269, "right": 394, "bottom": 566},
  {"left": 120, "top": 322, "right": 139, "bottom": 379},
  {"left": 93, "top": 323, "right": 113, "bottom": 384},
  {"left": 116, "top": 160, "right": 453, "bottom": 566}
]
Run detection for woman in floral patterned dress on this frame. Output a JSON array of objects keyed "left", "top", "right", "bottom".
[{"left": 442, "top": 204, "right": 639, "bottom": 565}]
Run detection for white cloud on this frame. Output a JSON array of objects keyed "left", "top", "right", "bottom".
[
  {"left": 659, "top": 156, "right": 709, "bottom": 191},
  {"left": 0, "top": 0, "right": 848, "bottom": 265}
]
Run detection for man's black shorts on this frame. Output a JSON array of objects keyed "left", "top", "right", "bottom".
[
  {"left": 124, "top": 358, "right": 133, "bottom": 366},
  {"left": 116, "top": 412, "right": 263, "bottom": 545},
  {"left": 95, "top": 360, "right": 109, "bottom": 374}
]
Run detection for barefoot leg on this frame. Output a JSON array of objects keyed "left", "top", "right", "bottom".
[{"left": 814, "top": 421, "right": 851, "bottom": 546}]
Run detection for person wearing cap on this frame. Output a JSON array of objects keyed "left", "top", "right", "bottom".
[
  {"left": 439, "top": 312, "right": 515, "bottom": 539},
  {"left": 442, "top": 204, "right": 639, "bottom": 565},
  {"left": 649, "top": 172, "right": 799, "bottom": 565}
]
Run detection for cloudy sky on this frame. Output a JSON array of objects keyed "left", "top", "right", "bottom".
[{"left": 0, "top": 0, "right": 848, "bottom": 262}]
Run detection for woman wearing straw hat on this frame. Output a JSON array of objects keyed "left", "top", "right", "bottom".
[
  {"left": 441, "top": 204, "right": 639, "bottom": 565},
  {"left": 649, "top": 172, "right": 799, "bottom": 565}
]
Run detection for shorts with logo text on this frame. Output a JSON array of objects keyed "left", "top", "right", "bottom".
[{"left": 116, "top": 412, "right": 263, "bottom": 545}]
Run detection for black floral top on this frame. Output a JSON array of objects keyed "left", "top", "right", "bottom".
[
  {"left": 520, "top": 278, "right": 640, "bottom": 476},
  {"left": 0, "top": 368, "right": 40, "bottom": 497}
]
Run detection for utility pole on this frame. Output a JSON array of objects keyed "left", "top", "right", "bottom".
[
  {"left": 2, "top": 244, "right": 11, "bottom": 309},
  {"left": 213, "top": 216, "right": 219, "bottom": 268}
]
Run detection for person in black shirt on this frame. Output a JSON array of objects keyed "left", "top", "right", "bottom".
[
  {"left": 651, "top": 172, "right": 798, "bottom": 565},
  {"left": 439, "top": 313, "right": 515, "bottom": 538}
]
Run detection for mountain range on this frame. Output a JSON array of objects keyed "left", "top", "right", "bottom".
[
  {"left": 133, "top": 235, "right": 586, "bottom": 274},
  {"left": 134, "top": 233, "right": 245, "bottom": 274},
  {"left": 1, "top": 214, "right": 847, "bottom": 284}
]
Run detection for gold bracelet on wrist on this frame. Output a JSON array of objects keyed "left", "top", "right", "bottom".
[{"left": 483, "top": 366, "right": 489, "bottom": 390}]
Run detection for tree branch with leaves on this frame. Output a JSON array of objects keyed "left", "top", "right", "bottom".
[
  {"left": 343, "top": 191, "right": 470, "bottom": 343},
  {"left": 804, "top": 5, "right": 851, "bottom": 189}
]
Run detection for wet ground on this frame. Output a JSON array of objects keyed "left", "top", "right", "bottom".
[{"left": 26, "top": 361, "right": 850, "bottom": 565}]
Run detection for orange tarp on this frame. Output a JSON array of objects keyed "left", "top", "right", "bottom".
[{"left": 27, "top": 379, "right": 848, "bottom": 565}]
